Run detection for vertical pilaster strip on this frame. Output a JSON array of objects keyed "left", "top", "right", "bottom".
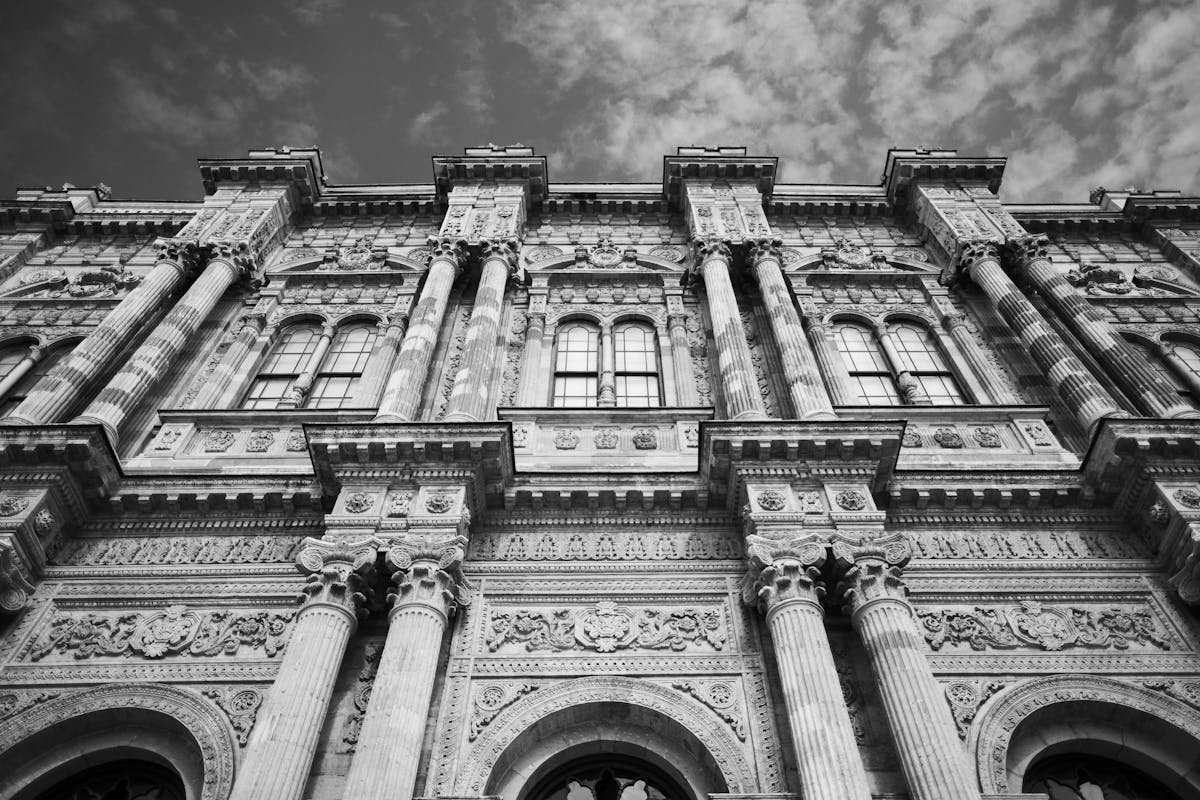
[
  {"left": 1009, "top": 236, "right": 1198, "bottom": 419},
  {"left": 516, "top": 295, "right": 547, "bottom": 406},
  {"left": 802, "top": 309, "right": 855, "bottom": 406},
  {"left": 0, "top": 345, "right": 41, "bottom": 403},
  {"left": 666, "top": 297, "right": 699, "bottom": 406},
  {"left": 343, "top": 536, "right": 468, "bottom": 799},
  {"left": 693, "top": 238, "right": 767, "bottom": 420},
  {"left": 445, "top": 239, "right": 520, "bottom": 422},
  {"left": 4, "top": 238, "right": 199, "bottom": 426},
  {"left": 748, "top": 238, "right": 834, "bottom": 419},
  {"left": 73, "top": 244, "right": 249, "bottom": 446},
  {"left": 376, "top": 237, "right": 466, "bottom": 422},
  {"left": 229, "top": 540, "right": 375, "bottom": 800},
  {"left": 744, "top": 535, "right": 871, "bottom": 800},
  {"left": 963, "top": 242, "right": 1124, "bottom": 432},
  {"left": 197, "top": 313, "right": 267, "bottom": 409},
  {"left": 835, "top": 538, "right": 980, "bottom": 800},
  {"left": 939, "top": 312, "right": 1016, "bottom": 403},
  {"left": 358, "top": 309, "right": 409, "bottom": 408}
]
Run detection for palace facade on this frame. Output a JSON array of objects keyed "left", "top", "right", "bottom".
[{"left": 0, "top": 144, "right": 1199, "bottom": 800}]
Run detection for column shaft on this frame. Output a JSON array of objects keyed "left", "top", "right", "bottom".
[
  {"left": 942, "top": 314, "right": 1017, "bottom": 404},
  {"left": 967, "top": 250, "right": 1123, "bottom": 431},
  {"left": 6, "top": 244, "right": 195, "bottom": 425},
  {"left": 358, "top": 313, "right": 408, "bottom": 407},
  {"left": 74, "top": 257, "right": 242, "bottom": 445},
  {"left": 0, "top": 347, "right": 40, "bottom": 402},
  {"left": 342, "top": 604, "right": 447, "bottom": 797},
  {"left": 445, "top": 245, "right": 515, "bottom": 421},
  {"left": 284, "top": 323, "right": 335, "bottom": 408},
  {"left": 750, "top": 244, "right": 834, "bottom": 419},
  {"left": 1018, "top": 251, "right": 1196, "bottom": 418},
  {"left": 852, "top": 596, "right": 979, "bottom": 799},
  {"left": 198, "top": 315, "right": 264, "bottom": 409},
  {"left": 516, "top": 312, "right": 546, "bottom": 406},
  {"left": 376, "top": 241, "right": 464, "bottom": 422},
  {"left": 598, "top": 321, "right": 617, "bottom": 406},
  {"left": 804, "top": 317, "right": 855, "bottom": 406},
  {"left": 696, "top": 241, "right": 767, "bottom": 419},
  {"left": 768, "top": 600, "right": 872, "bottom": 800},
  {"left": 667, "top": 312, "right": 699, "bottom": 405}
]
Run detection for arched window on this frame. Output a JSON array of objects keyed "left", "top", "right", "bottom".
[
  {"left": 889, "top": 321, "right": 964, "bottom": 404},
  {"left": 242, "top": 323, "right": 322, "bottom": 409},
  {"left": 0, "top": 344, "right": 27, "bottom": 385},
  {"left": 29, "top": 758, "right": 186, "bottom": 800},
  {"left": 834, "top": 321, "right": 900, "bottom": 405},
  {"left": 553, "top": 322, "right": 600, "bottom": 407},
  {"left": 1126, "top": 336, "right": 1200, "bottom": 409},
  {"left": 308, "top": 322, "right": 378, "bottom": 409},
  {"left": 1023, "top": 753, "right": 1182, "bottom": 799},
  {"left": 613, "top": 322, "right": 661, "bottom": 407},
  {"left": 1, "top": 343, "right": 75, "bottom": 417}
]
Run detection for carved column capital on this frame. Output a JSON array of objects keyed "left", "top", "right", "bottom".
[
  {"left": 743, "top": 533, "right": 828, "bottom": 616},
  {"left": 957, "top": 238, "right": 1003, "bottom": 273},
  {"left": 294, "top": 538, "right": 377, "bottom": 621},
  {"left": 384, "top": 534, "right": 471, "bottom": 623},
  {"left": 426, "top": 235, "right": 469, "bottom": 275},
  {"left": 479, "top": 237, "right": 522, "bottom": 278},
  {"left": 154, "top": 237, "right": 202, "bottom": 278},
  {"left": 745, "top": 236, "right": 784, "bottom": 266},
  {"left": 691, "top": 236, "right": 733, "bottom": 266},
  {"left": 832, "top": 532, "right": 914, "bottom": 617},
  {"left": 1002, "top": 234, "right": 1051, "bottom": 270},
  {"left": 206, "top": 240, "right": 257, "bottom": 280}
]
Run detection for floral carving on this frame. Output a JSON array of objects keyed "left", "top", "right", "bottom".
[
  {"left": 892, "top": 246, "right": 929, "bottom": 262},
  {"left": 755, "top": 490, "right": 787, "bottom": 512},
  {"left": 203, "top": 686, "right": 264, "bottom": 745},
  {"left": 512, "top": 424, "right": 530, "bottom": 448},
  {"left": 470, "top": 682, "right": 539, "bottom": 740},
  {"left": 487, "top": 602, "right": 726, "bottom": 654},
  {"left": 245, "top": 429, "right": 275, "bottom": 453},
  {"left": 525, "top": 244, "right": 564, "bottom": 263},
  {"left": 154, "top": 427, "right": 184, "bottom": 450},
  {"left": 631, "top": 428, "right": 658, "bottom": 450},
  {"left": 1173, "top": 487, "right": 1200, "bottom": 509},
  {"left": 553, "top": 428, "right": 579, "bottom": 450},
  {"left": 943, "top": 680, "right": 1005, "bottom": 738},
  {"left": 971, "top": 426, "right": 1001, "bottom": 448},
  {"left": 1143, "top": 679, "right": 1200, "bottom": 711},
  {"left": 834, "top": 490, "right": 867, "bottom": 511},
  {"left": 799, "top": 492, "right": 823, "bottom": 513},
  {"left": 648, "top": 245, "right": 684, "bottom": 262},
  {"left": 593, "top": 428, "right": 619, "bottom": 449},
  {"left": 341, "top": 642, "right": 382, "bottom": 752},
  {"left": 34, "top": 509, "right": 54, "bottom": 536},
  {"left": 388, "top": 491, "right": 414, "bottom": 517},
  {"left": 1022, "top": 422, "right": 1053, "bottom": 446},
  {"left": 424, "top": 492, "right": 456, "bottom": 514},
  {"left": 0, "top": 689, "right": 59, "bottom": 722},
  {"left": 682, "top": 424, "right": 699, "bottom": 447},
  {"left": 343, "top": 492, "right": 376, "bottom": 514},
  {"left": 918, "top": 600, "right": 1170, "bottom": 652},
  {"left": 673, "top": 680, "right": 746, "bottom": 740},
  {"left": 902, "top": 428, "right": 923, "bottom": 448},
  {"left": 0, "top": 496, "right": 29, "bottom": 516},
  {"left": 933, "top": 427, "right": 964, "bottom": 448},
  {"left": 29, "top": 604, "right": 294, "bottom": 661},
  {"left": 203, "top": 429, "right": 236, "bottom": 452},
  {"left": 285, "top": 429, "right": 307, "bottom": 452}
]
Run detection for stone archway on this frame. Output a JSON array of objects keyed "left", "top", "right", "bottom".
[
  {"left": 971, "top": 674, "right": 1200, "bottom": 798},
  {"left": 0, "top": 682, "right": 236, "bottom": 800},
  {"left": 454, "top": 676, "right": 755, "bottom": 800}
]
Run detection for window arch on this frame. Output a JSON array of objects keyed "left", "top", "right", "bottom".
[
  {"left": 242, "top": 319, "right": 379, "bottom": 410},
  {"left": 242, "top": 322, "right": 322, "bottom": 409},
  {"left": 832, "top": 318, "right": 964, "bottom": 406},
  {"left": 889, "top": 321, "right": 964, "bottom": 404},
  {"left": 553, "top": 322, "right": 600, "bottom": 407},
  {"left": 833, "top": 321, "right": 900, "bottom": 405},
  {"left": 613, "top": 322, "right": 661, "bottom": 407},
  {"left": 0, "top": 341, "right": 76, "bottom": 417},
  {"left": 309, "top": 322, "right": 378, "bottom": 409}
]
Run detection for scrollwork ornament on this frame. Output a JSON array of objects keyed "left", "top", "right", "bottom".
[
  {"left": 203, "top": 686, "right": 264, "bottom": 746},
  {"left": 553, "top": 428, "right": 579, "bottom": 450},
  {"left": 1173, "top": 487, "right": 1200, "bottom": 509},
  {"left": 933, "top": 427, "right": 964, "bottom": 448},
  {"left": 631, "top": 428, "right": 658, "bottom": 450},
  {"left": 593, "top": 428, "right": 619, "bottom": 449},
  {"left": 943, "top": 680, "right": 1005, "bottom": 738},
  {"left": 972, "top": 426, "right": 1001, "bottom": 448},
  {"left": 284, "top": 429, "right": 307, "bottom": 452}
]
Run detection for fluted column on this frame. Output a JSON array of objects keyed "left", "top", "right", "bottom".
[
  {"left": 666, "top": 307, "right": 699, "bottom": 405},
  {"left": 358, "top": 311, "right": 409, "bottom": 407},
  {"left": 283, "top": 322, "right": 336, "bottom": 408},
  {"left": 229, "top": 539, "right": 375, "bottom": 800},
  {"left": 744, "top": 534, "right": 871, "bottom": 800},
  {"left": 343, "top": 535, "right": 469, "bottom": 799},
  {"left": 445, "top": 239, "right": 519, "bottom": 422},
  {"left": 376, "top": 237, "right": 466, "bottom": 422},
  {"left": 0, "top": 345, "right": 41, "bottom": 403},
  {"left": 199, "top": 313, "right": 266, "bottom": 409},
  {"left": 939, "top": 311, "right": 1017, "bottom": 404},
  {"left": 962, "top": 241, "right": 1124, "bottom": 432},
  {"left": 834, "top": 536, "right": 980, "bottom": 800},
  {"left": 747, "top": 239, "right": 834, "bottom": 419},
  {"left": 874, "top": 322, "right": 931, "bottom": 405},
  {"left": 692, "top": 238, "right": 767, "bottom": 420},
  {"left": 516, "top": 301, "right": 547, "bottom": 406},
  {"left": 1008, "top": 236, "right": 1198, "bottom": 419},
  {"left": 4, "top": 238, "right": 199, "bottom": 425},
  {"left": 803, "top": 313, "right": 855, "bottom": 406}
]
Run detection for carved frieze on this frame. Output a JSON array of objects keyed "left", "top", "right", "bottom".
[
  {"left": 918, "top": 601, "right": 1170, "bottom": 652},
  {"left": 48, "top": 535, "right": 306, "bottom": 566},
  {"left": 487, "top": 602, "right": 727, "bottom": 654},
  {"left": 469, "top": 529, "right": 742, "bottom": 562}
]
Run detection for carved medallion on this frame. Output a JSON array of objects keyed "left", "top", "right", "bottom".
[
  {"left": 971, "top": 426, "right": 1001, "bottom": 448},
  {"left": 425, "top": 493, "right": 455, "bottom": 514},
  {"left": 343, "top": 492, "right": 376, "bottom": 514},
  {"left": 834, "top": 490, "right": 867, "bottom": 511},
  {"left": 933, "top": 427, "right": 964, "bottom": 448},
  {"left": 553, "top": 428, "right": 579, "bottom": 450},
  {"left": 203, "top": 430, "right": 236, "bottom": 452},
  {"left": 525, "top": 244, "right": 564, "bottom": 264},
  {"left": 631, "top": 428, "right": 658, "bottom": 450},
  {"left": 755, "top": 490, "right": 787, "bottom": 512},
  {"left": 0, "top": 496, "right": 29, "bottom": 516},
  {"left": 245, "top": 429, "right": 275, "bottom": 453},
  {"left": 648, "top": 245, "right": 684, "bottom": 262},
  {"left": 593, "top": 428, "right": 619, "bottom": 449},
  {"left": 1173, "top": 487, "right": 1200, "bottom": 509}
]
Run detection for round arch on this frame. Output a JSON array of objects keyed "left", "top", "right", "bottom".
[
  {"left": 454, "top": 676, "right": 754, "bottom": 799},
  {"left": 0, "top": 682, "right": 236, "bottom": 800},
  {"left": 971, "top": 674, "right": 1200, "bottom": 797}
]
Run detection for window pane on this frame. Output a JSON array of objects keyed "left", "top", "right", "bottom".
[
  {"left": 263, "top": 325, "right": 320, "bottom": 375},
  {"left": 890, "top": 323, "right": 947, "bottom": 373},
  {"left": 616, "top": 375, "right": 660, "bottom": 407},
  {"left": 1172, "top": 342, "right": 1200, "bottom": 381},
  {"left": 614, "top": 324, "right": 655, "bottom": 372},
  {"left": 309, "top": 376, "right": 360, "bottom": 409},
  {"left": 555, "top": 324, "right": 599, "bottom": 372},
  {"left": 2, "top": 344, "right": 73, "bottom": 416},
  {"left": 553, "top": 376, "right": 597, "bottom": 407},
  {"left": 915, "top": 374, "right": 964, "bottom": 405},
  {"left": 243, "top": 377, "right": 294, "bottom": 409},
  {"left": 834, "top": 323, "right": 890, "bottom": 372},
  {"left": 852, "top": 375, "right": 900, "bottom": 406},
  {"left": 0, "top": 346, "right": 26, "bottom": 383}
]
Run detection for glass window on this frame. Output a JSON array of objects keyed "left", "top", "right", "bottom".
[
  {"left": 1128, "top": 337, "right": 1199, "bottom": 409},
  {"left": 309, "top": 322, "right": 378, "bottom": 409},
  {"left": 1, "top": 342, "right": 74, "bottom": 417},
  {"left": 614, "top": 322, "right": 660, "bottom": 407},
  {"left": 553, "top": 322, "right": 600, "bottom": 407},
  {"left": 242, "top": 323, "right": 321, "bottom": 410},
  {"left": 1023, "top": 754, "right": 1183, "bottom": 800},
  {"left": 834, "top": 322, "right": 900, "bottom": 406},
  {"left": 889, "top": 322, "right": 964, "bottom": 405}
]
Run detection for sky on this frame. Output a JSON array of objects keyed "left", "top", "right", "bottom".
[{"left": 0, "top": 0, "right": 1197, "bottom": 204}]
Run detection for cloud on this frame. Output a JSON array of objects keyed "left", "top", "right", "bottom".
[
  {"left": 291, "top": 0, "right": 344, "bottom": 25},
  {"left": 110, "top": 67, "right": 208, "bottom": 146},
  {"left": 409, "top": 101, "right": 449, "bottom": 144}
]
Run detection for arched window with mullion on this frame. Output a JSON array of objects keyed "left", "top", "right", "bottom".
[
  {"left": 833, "top": 321, "right": 899, "bottom": 405},
  {"left": 889, "top": 321, "right": 964, "bottom": 404},
  {"left": 552, "top": 322, "right": 599, "bottom": 407},
  {"left": 308, "top": 322, "right": 378, "bottom": 409},
  {"left": 242, "top": 323, "right": 321, "bottom": 410},
  {"left": 0, "top": 342, "right": 74, "bottom": 417},
  {"left": 614, "top": 322, "right": 661, "bottom": 407}
]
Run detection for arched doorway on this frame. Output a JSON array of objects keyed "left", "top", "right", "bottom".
[
  {"left": 1023, "top": 753, "right": 1185, "bottom": 799},
  {"left": 524, "top": 754, "right": 692, "bottom": 800},
  {"left": 30, "top": 759, "right": 186, "bottom": 800}
]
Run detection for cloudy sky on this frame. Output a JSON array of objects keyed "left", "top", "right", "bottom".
[{"left": 0, "top": 0, "right": 1196, "bottom": 203}]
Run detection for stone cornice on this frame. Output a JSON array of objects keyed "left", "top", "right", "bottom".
[
  {"left": 882, "top": 149, "right": 1006, "bottom": 209},
  {"left": 197, "top": 147, "right": 325, "bottom": 208},
  {"left": 663, "top": 148, "right": 778, "bottom": 210},
  {"left": 432, "top": 145, "right": 548, "bottom": 207},
  {"left": 1122, "top": 195, "right": 1200, "bottom": 223}
]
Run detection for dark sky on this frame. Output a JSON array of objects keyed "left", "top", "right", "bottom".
[{"left": 0, "top": 0, "right": 1196, "bottom": 203}]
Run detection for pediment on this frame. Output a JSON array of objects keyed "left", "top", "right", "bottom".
[
  {"left": 525, "top": 238, "right": 686, "bottom": 273},
  {"left": 782, "top": 243, "right": 940, "bottom": 274},
  {"left": 269, "top": 244, "right": 427, "bottom": 275}
]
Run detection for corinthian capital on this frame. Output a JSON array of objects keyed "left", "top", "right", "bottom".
[
  {"left": 384, "top": 534, "right": 471, "bottom": 622},
  {"left": 154, "top": 237, "right": 202, "bottom": 277},
  {"left": 956, "top": 239, "right": 1003, "bottom": 273},
  {"left": 294, "top": 538, "right": 377, "bottom": 619},
  {"left": 745, "top": 237, "right": 784, "bottom": 266},
  {"left": 426, "top": 235, "right": 470, "bottom": 275},
  {"left": 831, "top": 531, "right": 913, "bottom": 616},
  {"left": 479, "top": 237, "right": 522, "bottom": 278},
  {"left": 742, "top": 533, "right": 828, "bottom": 614},
  {"left": 1002, "top": 234, "right": 1050, "bottom": 269},
  {"left": 206, "top": 240, "right": 257, "bottom": 279},
  {"left": 692, "top": 237, "right": 733, "bottom": 264}
]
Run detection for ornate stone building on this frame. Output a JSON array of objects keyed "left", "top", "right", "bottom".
[{"left": 0, "top": 144, "right": 1199, "bottom": 800}]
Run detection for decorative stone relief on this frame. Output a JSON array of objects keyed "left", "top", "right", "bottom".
[
  {"left": 469, "top": 529, "right": 741, "bottom": 562},
  {"left": 202, "top": 430, "right": 236, "bottom": 453},
  {"left": 740, "top": 310, "right": 777, "bottom": 416},
  {"left": 1022, "top": 422, "right": 1053, "bottom": 446},
  {"left": 682, "top": 423, "right": 699, "bottom": 447},
  {"left": 154, "top": 427, "right": 185, "bottom": 450},
  {"left": 285, "top": 429, "right": 306, "bottom": 451},
  {"left": 512, "top": 424, "right": 530, "bottom": 448},
  {"left": 245, "top": 429, "right": 275, "bottom": 452},
  {"left": 593, "top": 427, "right": 619, "bottom": 449},
  {"left": 1173, "top": 487, "right": 1200, "bottom": 509},
  {"left": 892, "top": 246, "right": 930, "bottom": 262},
  {"left": 425, "top": 493, "right": 455, "bottom": 514},
  {"left": 499, "top": 310, "right": 527, "bottom": 407},
  {"left": 0, "top": 689, "right": 60, "bottom": 722},
  {"left": 631, "top": 428, "right": 658, "bottom": 450},
  {"left": 943, "top": 679, "right": 1005, "bottom": 738},
  {"left": 933, "top": 427, "right": 964, "bottom": 448},
  {"left": 469, "top": 682, "right": 539, "bottom": 740},
  {"left": 388, "top": 491, "right": 414, "bottom": 517},
  {"left": 553, "top": 428, "right": 579, "bottom": 450},
  {"left": 28, "top": 604, "right": 294, "bottom": 661},
  {"left": 1143, "top": 678, "right": 1200, "bottom": 711},
  {"left": 526, "top": 244, "right": 564, "bottom": 263},
  {"left": 203, "top": 686, "right": 264, "bottom": 745},
  {"left": 648, "top": 245, "right": 684, "bottom": 262},
  {"left": 487, "top": 602, "right": 726, "bottom": 653},
  {"left": 341, "top": 641, "right": 382, "bottom": 752},
  {"left": 0, "top": 496, "right": 29, "bottom": 516},
  {"left": 754, "top": 490, "right": 787, "bottom": 512},
  {"left": 971, "top": 426, "right": 1001, "bottom": 448},
  {"left": 684, "top": 314, "right": 713, "bottom": 406},
  {"left": 918, "top": 601, "right": 1170, "bottom": 652},
  {"left": 343, "top": 492, "right": 377, "bottom": 514},
  {"left": 672, "top": 680, "right": 746, "bottom": 740},
  {"left": 834, "top": 490, "right": 867, "bottom": 511},
  {"left": 909, "top": 528, "right": 1150, "bottom": 560},
  {"left": 49, "top": 535, "right": 306, "bottom": 566}
]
